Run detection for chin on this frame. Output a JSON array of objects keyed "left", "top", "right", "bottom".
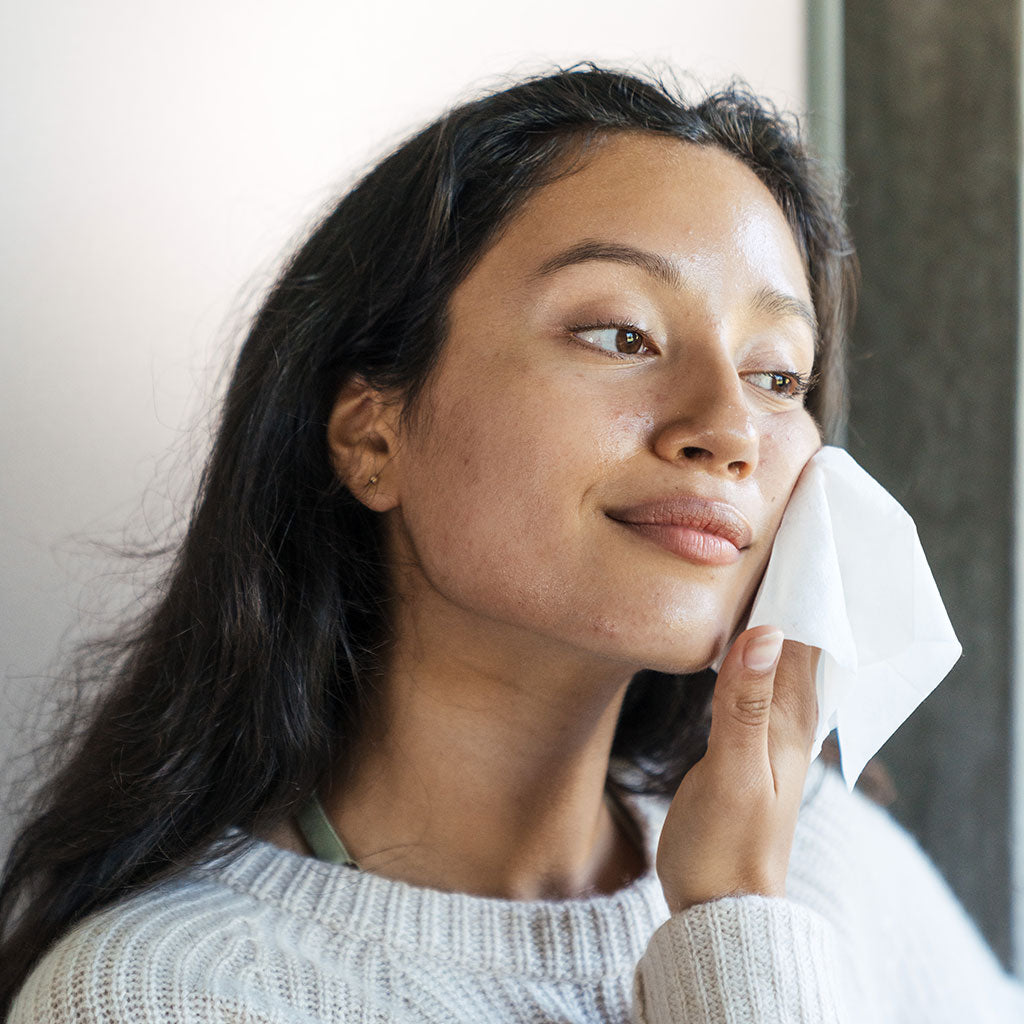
[
  {"left": 591, "top": 580, "right": 753, "bottom": 675},
  {"left": 639, "top": 647, "right": 723, "bottom": 677},
  {"left": 559, "top": 588, "right": 746, "bottom": 677},
  {"left": 604, "top": 626, "right": 730, "bottom": 678}
]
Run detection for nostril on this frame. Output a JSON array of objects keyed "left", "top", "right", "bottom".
[{"left": 682, "top": 446, "right": 710, "bottom": 460}]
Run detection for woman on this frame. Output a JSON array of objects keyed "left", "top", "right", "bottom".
[{"left": 1, "top": 65, "right": 1021, "bottom": 1022}]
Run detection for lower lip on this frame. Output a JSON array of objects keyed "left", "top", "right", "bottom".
[{"left": 613, "top": 520, "right": 742, "bottom": 566}]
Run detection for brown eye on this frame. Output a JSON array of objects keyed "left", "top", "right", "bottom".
[
  {"left": 615, "top": 329, "right": 644, "bottom": 354},
  {"left": 571, "top": 325, "right": 651, "bottom": 357},
  {"left": 744, "top": 370, "right": 812, "bottom": 400}
]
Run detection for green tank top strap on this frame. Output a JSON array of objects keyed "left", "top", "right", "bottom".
[{"left": 295, "top": 793, "right": 358, "bottom": 868}]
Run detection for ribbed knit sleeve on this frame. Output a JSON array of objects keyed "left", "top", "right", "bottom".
[{"left": 633, "top": 896, "right": 848, "bottom": 1024}]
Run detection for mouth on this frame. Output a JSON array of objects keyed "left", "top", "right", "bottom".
[{"left": 605, "top": 495, "right": 753, "bottom": 567}]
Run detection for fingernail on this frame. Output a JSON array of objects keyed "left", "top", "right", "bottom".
[{"left": 743, "top": 630, "right": 785, "bottom": 672}]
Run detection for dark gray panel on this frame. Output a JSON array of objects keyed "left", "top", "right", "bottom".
[{"left": 844, "top": 0, "right": 1019, "bottom": 963}]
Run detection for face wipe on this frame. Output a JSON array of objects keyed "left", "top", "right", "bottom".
[{"left": 729, "top": 445, "right": 962, "bottom": 789}]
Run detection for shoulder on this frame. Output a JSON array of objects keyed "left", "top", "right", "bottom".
[
  {"left": 9, "top": 852, "right": 303, "bottom": 1023},
  {"left": 788, "top": 758, "right": 953, "bottom": 910},
  {"left": 791, "top": 759, "right": 948, "bottom": 889},
  {"left": 787, "top": 760, "right": 1024, "bottom": 1018}
]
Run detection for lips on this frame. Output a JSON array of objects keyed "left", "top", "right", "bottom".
[{"left": 605, "top": 495, "right": 753, "bottom": 566}]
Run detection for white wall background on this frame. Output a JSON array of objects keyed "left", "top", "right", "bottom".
[{"left": 0, "top": 0, "right": 806, "bottom": 854}]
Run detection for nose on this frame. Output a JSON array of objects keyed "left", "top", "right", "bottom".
[{"left": 652, "top": 362, "right": 759, "bottom": 479}]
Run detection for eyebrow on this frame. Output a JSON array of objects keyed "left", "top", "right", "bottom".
[
  {"left": 532, "top": 239, "right": 819, "bottom": 344},
  {"left": 750, "top": 285, "right": 819, "bottom": 342}
]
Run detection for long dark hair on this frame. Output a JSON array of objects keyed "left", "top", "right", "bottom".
[{"left": 0, "top": 64, "right": 856, "bottom": 1010}]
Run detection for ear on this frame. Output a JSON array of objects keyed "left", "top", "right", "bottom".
[{"left": 326, "top": 376, "right": 403, "bottom": 511}]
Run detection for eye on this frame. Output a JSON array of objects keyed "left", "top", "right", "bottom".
[
  {"left": 743, "top": 370, "right": 814, "bottom": 400},
  {"left": 569, "top": 324, "right": 653, "bottom": 357}
]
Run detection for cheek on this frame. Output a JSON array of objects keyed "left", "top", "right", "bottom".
[
  {"left": 756, "top": 409, "right": 821, "bottom": 523},
  {"left": 411, "top": 368, "right": 644, "bottom": 499},
  {"left": 397, "top": 377, "right": 595, "bottom": 569},
  {"left": 395, "top": 371, "right": 657, "bottom": 629}
]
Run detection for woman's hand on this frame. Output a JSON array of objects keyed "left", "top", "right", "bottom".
[{"left": 657, "top": 626, "right": 819, "bottom": 914}]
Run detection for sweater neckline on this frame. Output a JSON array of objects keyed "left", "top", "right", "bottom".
[{"left": 205, "top": 791, "right": 671, "bottom": 981}]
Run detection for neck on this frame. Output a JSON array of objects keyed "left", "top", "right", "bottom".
[{"left": 322, "top": 596, "right": 646, "bottom": 900}]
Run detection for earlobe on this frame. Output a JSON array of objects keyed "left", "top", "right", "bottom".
[{"left": 326, "top": 377, "right": 402, "bottom": 512}]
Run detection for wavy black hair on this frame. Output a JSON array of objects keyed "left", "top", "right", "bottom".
[{"left": 0, "top": 64, "right": 856, "bottom": 1011}]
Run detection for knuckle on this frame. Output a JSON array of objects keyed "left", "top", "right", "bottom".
[{"left": 728, "top": 692, "right": 773, "bottom": 729}]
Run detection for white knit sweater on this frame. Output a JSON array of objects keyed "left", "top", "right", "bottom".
[{"left": 11, "top": 762, "right": 1024, "bottom": 1023}]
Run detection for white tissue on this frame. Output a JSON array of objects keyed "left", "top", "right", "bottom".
[{"left": 741, "top": 445, "right": 961, "bottom": 789}]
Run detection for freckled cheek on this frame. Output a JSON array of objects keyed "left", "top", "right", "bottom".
[
  {"left": 460, "top": 381, "right": 640, "bottom": 482},
  {"left": 756, "top": 411, "right": 821, "bottom": 521},
  {"left": 405, "top": 369, "right": 655, "bottom": 570},
  {"left": 404, "top": 395, "right": 579, "bottom": 549},
  {"left": 591, "top": 409, "right": 656, "bottom": 462}
]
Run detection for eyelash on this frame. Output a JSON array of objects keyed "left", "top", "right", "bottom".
[
  {"left": 565, "top": 320, "right": 816, "bottom": 400},
  {"left": 743, "top": 370, "right": 817, "bottom": 400},
  {"left": 566, "top": 319, "right": 655, "bottom": 359}
]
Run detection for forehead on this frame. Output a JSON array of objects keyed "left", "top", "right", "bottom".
[{"left": 467, "top": 132, "right": 809, "bottom": 304}]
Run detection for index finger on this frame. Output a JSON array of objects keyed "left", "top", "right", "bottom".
[{"left": 767, "top": 640, "right": 820, "bottom": 771}]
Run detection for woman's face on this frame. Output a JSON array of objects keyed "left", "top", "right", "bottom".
[{"left": 385, "top": 134, "right": 821, "bottom": 675}]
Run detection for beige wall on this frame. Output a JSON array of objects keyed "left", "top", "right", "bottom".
[{"left": 0, "top": 0, "right": 806, "bottom": 853}]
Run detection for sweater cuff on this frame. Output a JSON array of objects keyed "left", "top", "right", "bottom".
[{"left": 634, "top": 896, "right": 847, "bottom": 1024}]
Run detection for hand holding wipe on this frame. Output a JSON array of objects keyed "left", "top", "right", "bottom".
[
  {"left": 743, "top": 446, "right": 963, "bottom": 788},
  {"left": 658, "top": 627, "right": 819, "bottom": 914},
  {"left": 658, "top": 447, "right": 962, "bottom": 914}
]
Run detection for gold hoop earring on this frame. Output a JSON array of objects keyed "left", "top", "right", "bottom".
[{"left": 367, "top": 474, "right": 379, "bottom": 487}]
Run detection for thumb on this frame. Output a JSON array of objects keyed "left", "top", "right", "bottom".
[{"left": 706, "top": 626, "right": 785, "bottom": 763}]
